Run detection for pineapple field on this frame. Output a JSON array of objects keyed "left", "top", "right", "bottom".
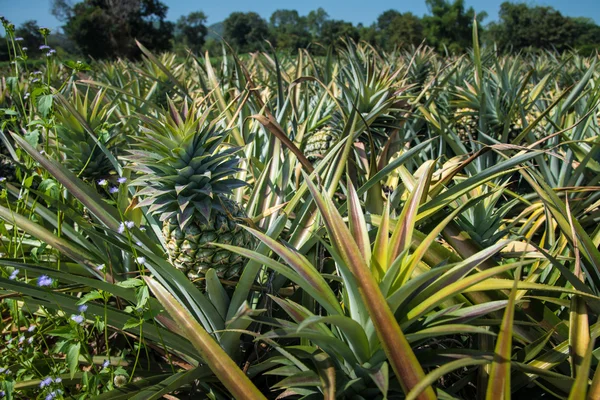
[{"left": 2, "top": 16, "right": 600, "bottom": 400}]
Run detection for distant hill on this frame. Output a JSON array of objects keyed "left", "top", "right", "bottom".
[{"left": 206, "top": 22, "right": 224, "bottom": 41}]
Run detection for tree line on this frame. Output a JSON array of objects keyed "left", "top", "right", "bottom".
[{"left": 2, "top": 0, "right": 600, "bottom": 61}]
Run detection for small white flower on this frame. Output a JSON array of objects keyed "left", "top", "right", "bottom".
[
  {"left": 139, "top": 226, "right": 146, "bottom": 232},
  {"left": 27, "top": 337, "right": 33, "bottom": 344},
  {"left": 97, "top": 264, "right": 106, "bottom": 271},
  {"left": 97, "top": 179, "right": 108, "bottom": 186},
  {"left": 117, "top": 177, "right": 127, "bottom": 184},
  {"left": 27, "top": 325, "right": 35, "bottom": 332},
  {"left": 136, "top": 257, "right": 146, "bottom": 265},
  {"left": 117, "top": 222, "right": 125, "bottom": 234},
  {"left": 125, "top": 221, "right": 134, "bottom": 229}
]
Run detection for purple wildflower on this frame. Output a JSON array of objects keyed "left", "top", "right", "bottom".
[
  {"left": 97, "top": 179, "right": 107, "bottom": 186},
  {"left": 136, "top": 256, "right": 146, "bottom": 265},
  {"left": 97, "top": 264, "right": 106, "bottom": 271},
  {"left": 39, "top": 44, "right": 50, "bottom": 50},
  {"left": 125, "top": 221, "right": 134, "bottom": 229},
  {"left": 109, "top": 186, "right": 118, "bottom": 194},
  {"left": 14, "top": 37, "right": 23, "bottom": 41},
  {"left": 117, "top": 177, "right": 127, "bottom": 184},
  {"left": 37, "top": 275, "right": 53, "bottom": 287},
  {"left": 9, "top": 269, "right": 19, "bottom": 280},
  {"left": 28, "top": 325, "right": 35, "bottom": 332},
  {"left": 78, "top": 304, "right": 88, "bottom": 313},
  {"left": 117, "top": 222, "right": 125, "bottom": 234},
  {"left": 70, "top": 314, "right": 84, "bottom": 324},
  {"left": 102, "top": 359, "right": 110, "bottom": 368},
  {"left": 40, "top": 376, "right": 53, "bottom": 388}
]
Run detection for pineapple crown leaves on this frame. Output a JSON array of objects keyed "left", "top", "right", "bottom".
[{"left": 126, "top": 99, "right": 246, "bottom": 229}]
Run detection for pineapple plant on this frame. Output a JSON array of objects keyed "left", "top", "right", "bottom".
[
  {"left": 126, "top": 100, "right": 256, "bottom": 280},
  {"left": 54, "top": 87, "right": 120, "bottom": 182}
]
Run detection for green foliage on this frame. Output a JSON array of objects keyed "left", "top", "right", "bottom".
[
  {"left": 3, "top": 12, "right": 600, "bottom": 400},
  {"left": 60, "top": 0, "right": 174, "bottom": 59},
  {"left": 486, "top": 2, "right": 600, "bottom": 52},
  {"left": 223, "top": 12, "right": 270, "bottom": 53},
  {"left": 422, "top": 0, "right": 486, "bottom": 53},
  {"left": 269, "top": 9, "right": 312, "bottom": 51},
  {"left": 175, "top": 11, "right": 208, "bottom": 54}
]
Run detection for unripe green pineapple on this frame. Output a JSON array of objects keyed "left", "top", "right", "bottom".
[
  {"left": 127, "top": 100, "right": 256, "bottom": 281},
  {"left": 304, "top": 126, "right": 339, "bottom": 163}
]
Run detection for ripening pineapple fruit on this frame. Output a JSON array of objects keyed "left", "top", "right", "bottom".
[
  {"left": 304, "top": 126, "right": 339, "bottom": 163},
  {"left": 454, "top": 108, "right": 479, "bottom": 142},
  {"left": 126, "top": 100, "right": 256, "bottom": 280}
]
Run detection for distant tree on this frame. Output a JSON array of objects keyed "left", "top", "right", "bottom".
[
  {"left": 358, "top": 23, "right": 378, "bottom": 46},
  {"left": 54, "top": 0, "right": 173, "bottom": 59},
  {"left": 375, "top": 10, "right": 424, "bottom": 51},
  {"left": 486, "top": 2, "right": 598, "bottom": 53},
  {"left": 306, "top": 8, "right": 329, "bottom": 37},
  {"left": 223, "top": 12, "right": 269, "bottom": 52},
  {"left": 269, "top": 9, "right": 311, "bottom": 51},
  {"left": 423, "top": 0, "right": 486, "bottom": 53},
  {"left": 571, "top": 17, "right": 600, "bottom": 53},
  {"left": 176, "top": 11, "right": 208, "bottom": 54},
  {"left": 15, "top": 20, "right": 45, "bottom": 57},
  {"left": 51, "top": 0, "right": 74, "bottom": 22},
  {"left": 319, "top": 20, "right": 359, "bottom": 48}
]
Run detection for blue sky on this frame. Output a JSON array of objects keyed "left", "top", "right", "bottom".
[{"left": 1, "top": 0, "right": 599, "bottom": 31}]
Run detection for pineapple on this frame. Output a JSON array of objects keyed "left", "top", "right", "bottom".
[
  {"left": 454, "top": 107, "right": 479, "bottom": 142},
  {"left": 127, "top": 101, "right": 256, "bottom": 280},
  {"left": 304, "top": 126, "right": 339, "bottom": 163}
]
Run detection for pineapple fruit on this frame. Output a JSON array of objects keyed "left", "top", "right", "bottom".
[
  {"left": 127, "top": 101, "right": 256, "bottom": 280},
  {"left": 454, "top": 108, "right": 479, "bottom": 142},
  {"left": 304, "top": 126, "right": 339, "bottom": 163}
]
